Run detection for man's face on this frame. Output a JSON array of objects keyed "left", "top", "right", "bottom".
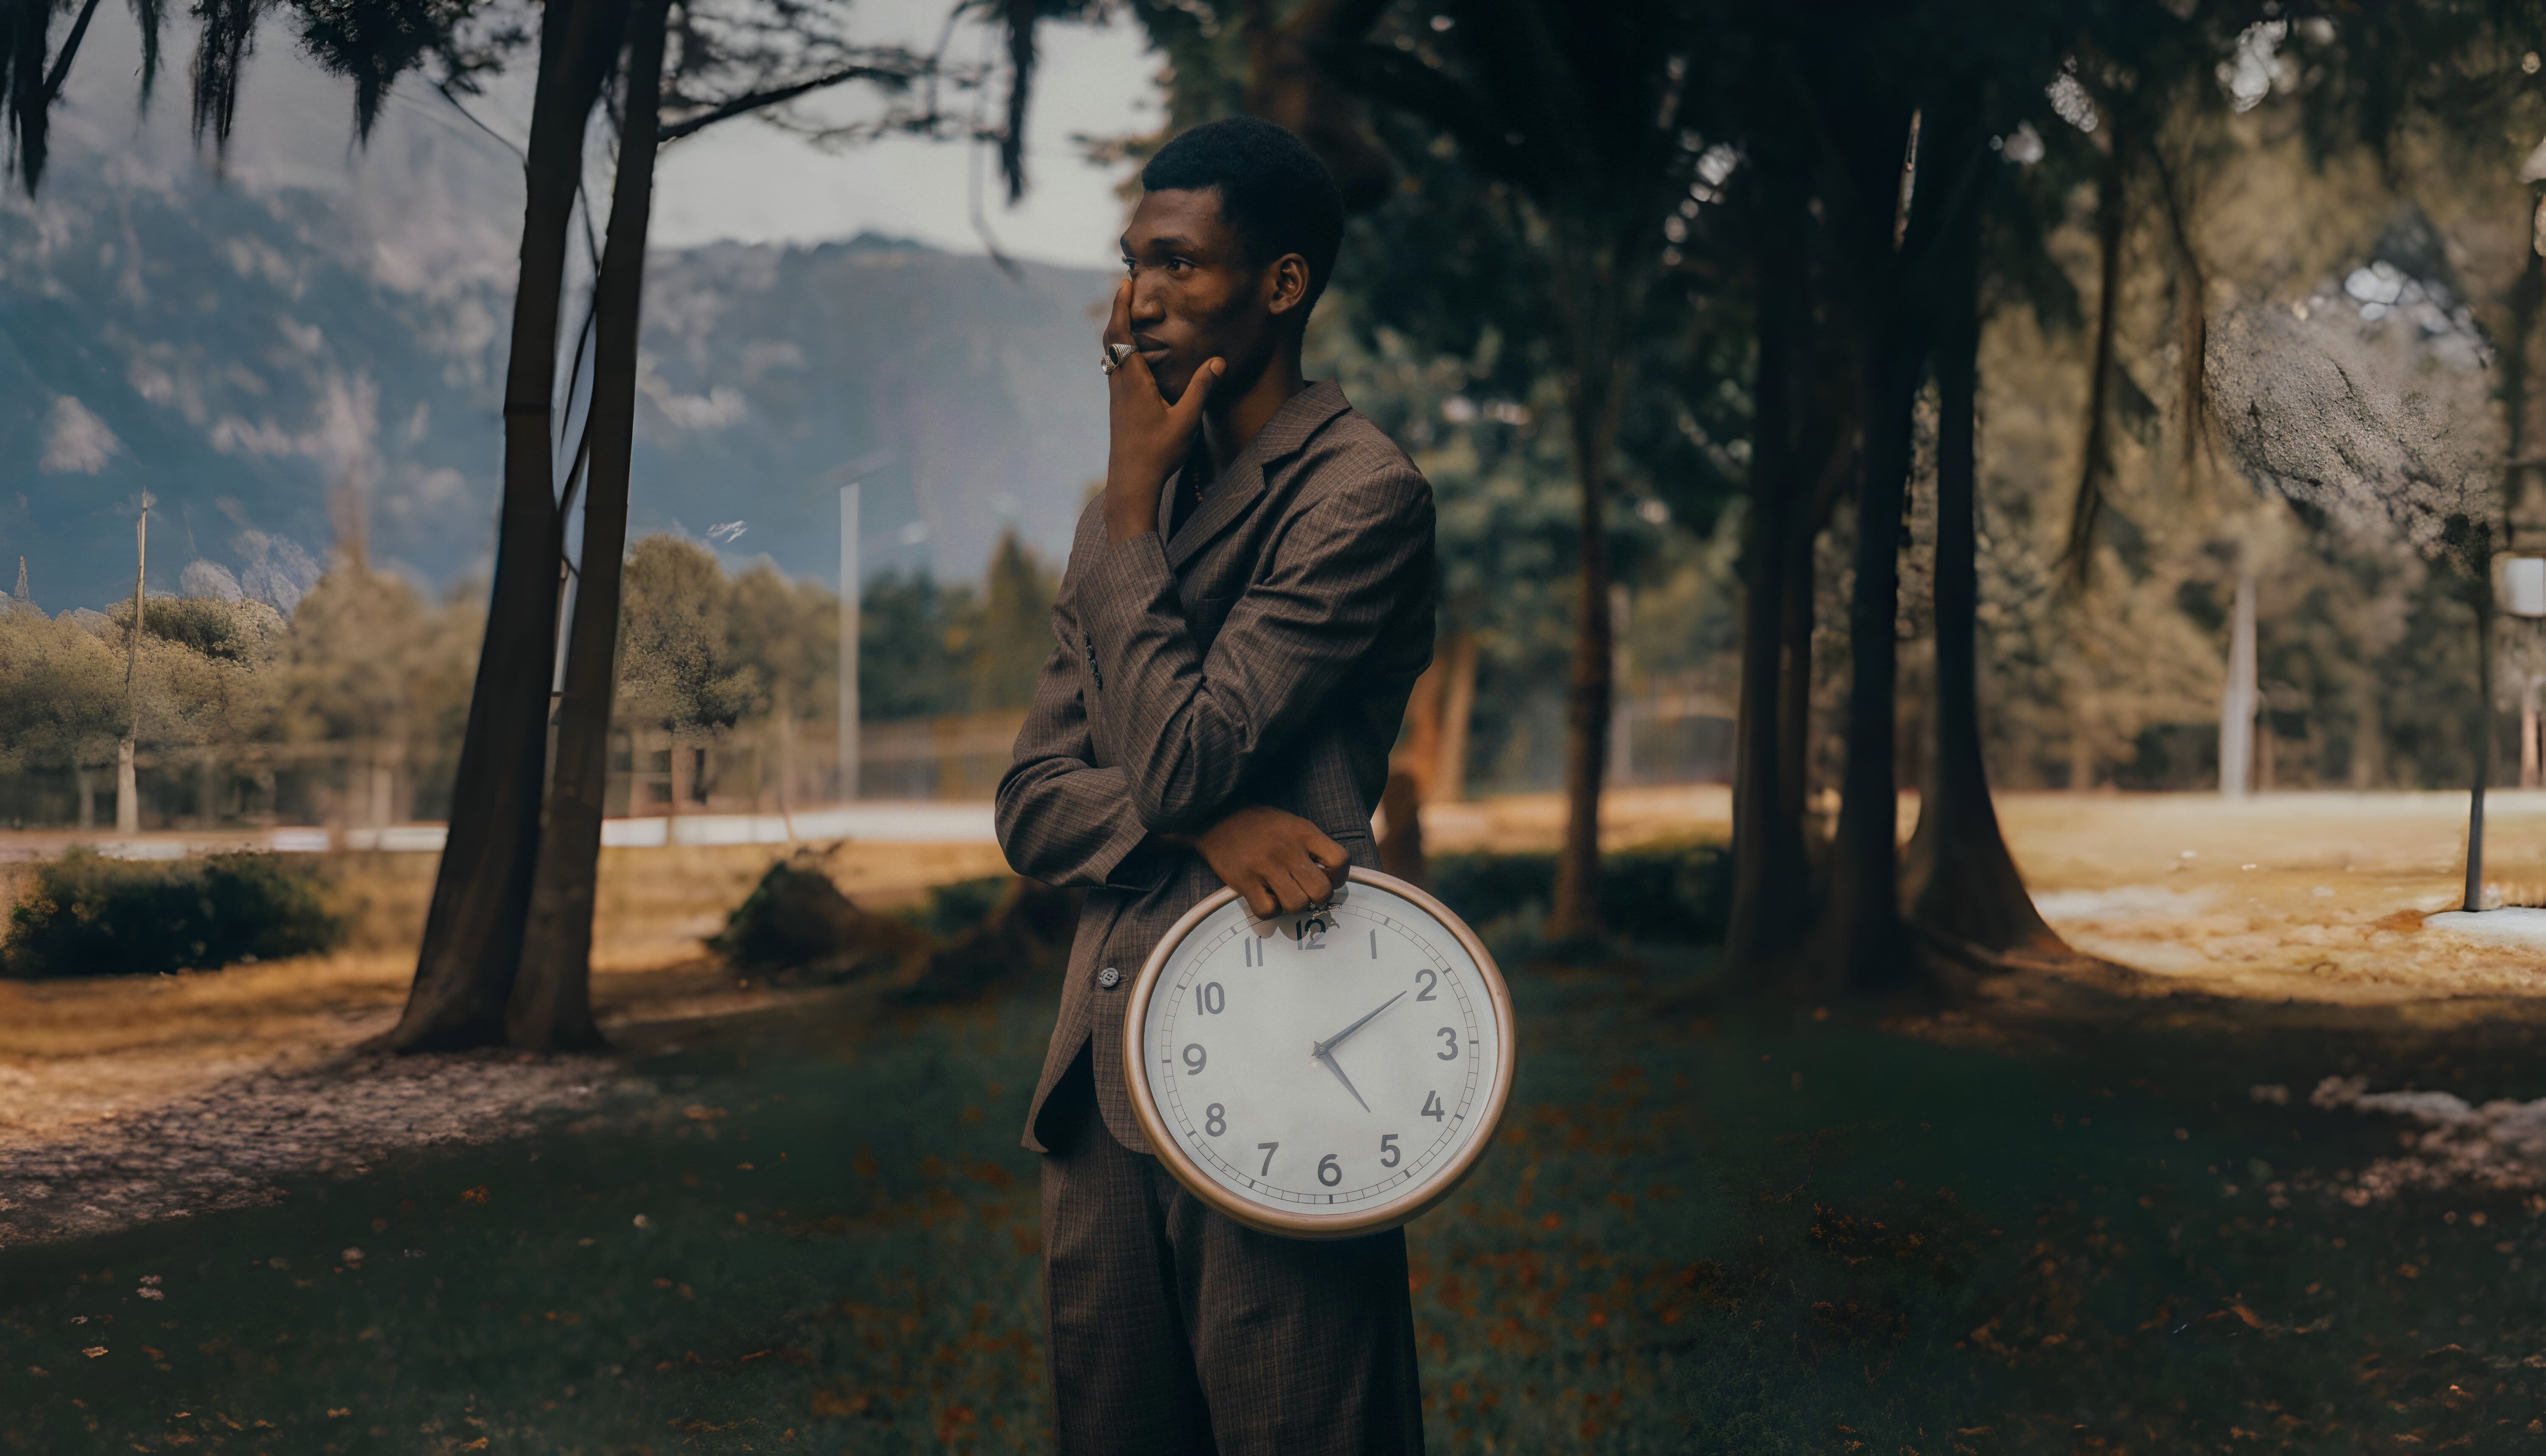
[{"left": 1119, "top": 187, "right": 1284, "bottom": 403}]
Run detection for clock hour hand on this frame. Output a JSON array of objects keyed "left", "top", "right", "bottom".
[
  {"left": 1314, "top": 1048, "right": 1372, "bottom": 1112},
  {"left": 1312, "top": 990, "right": 1406, "bottom": 1060}
]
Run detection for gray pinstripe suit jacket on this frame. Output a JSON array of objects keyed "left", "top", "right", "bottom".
[{"left": 997, "top": 380, "right": 1436, "bottom": 1155}]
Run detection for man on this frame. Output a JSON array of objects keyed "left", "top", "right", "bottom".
[{"left": 994, "top": 116, "right": 1436, "bottom": 1454}]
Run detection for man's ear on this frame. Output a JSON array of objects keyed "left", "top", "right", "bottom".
[{"left": 1265, "top": 253, "right": 1312, "bottom": 318}]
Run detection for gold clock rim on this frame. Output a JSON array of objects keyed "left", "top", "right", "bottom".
[{"left": 1121, "top": 865, "right": 1519, "bottom": 1241}]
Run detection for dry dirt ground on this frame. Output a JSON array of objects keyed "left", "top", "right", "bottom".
[
  {"left": 1438, "top": 784, "right": 2546, "bottom": 1006},
  {"left": 9, "top": 787, "right": 2546, "bottom": 1251},
  {"left": 0, "top": 838, "right": 1007, "bottom": 1248}
]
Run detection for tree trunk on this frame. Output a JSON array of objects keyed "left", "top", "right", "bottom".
[
  {"left": 1727, "top": 161, "right": 1812, "bottom": 971},
  {"left": 510, "top": 0, "right": 668, "bottom": 1052},
  {"left": 1376, "top": 768, "right": 1424, "bottom": 885},
  {"left": 1832, "top": 310, "right": 1923, "bottom": 993},
  {"left": 2521, "top": 677, "right": 2538, "bottom": 790},
  {"left": 75, "top": 763, "right": 93, "bottom": 830},
  {"left": 2353, "top": 692, "right": 2383, "bottom": 789},
  {"left": 114, "top": 738, "right": 137, "bottom": 834},
  {"left": 2063, "top": 126, "right": 2126, "bottom": 576},
  {"left": 774, "top": 682, "right": 800, "bottom": 840},
  {"left": 2220, "top": 569, "right": 2257, "bottom": 798},
  {"left": 1903, "top": 189, "right": 2062, "bottom": 962},
  {"left": 1397, "top": 650, "right": 1447, "bottom": 798},
  {"left": 1548, "top": 347, "right": 1624, "bottom": 943},
  {"left": 388, "top": 0, "right": 628, "bottom": 1052},
  {"left": 2466, "top": 590, "right": 2496, "bottom": 912},
  {"left": 1431, "top": 629, "right": 1476, "bottom": 804}
]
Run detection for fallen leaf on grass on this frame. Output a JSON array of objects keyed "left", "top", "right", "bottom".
[
  {"left": 459, "top": 1187, "right": 491, "bottom": 1205},
  {"left": 2230, "top": 1305, "right": 2264, "bottom": 1328},
  {"left": 81, "top": 1347, "right": 105, "bottom": 1358}
]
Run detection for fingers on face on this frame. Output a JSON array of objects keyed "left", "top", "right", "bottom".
[{"left": 1106, "top": 278, "right": 1131, "bottom": 345}]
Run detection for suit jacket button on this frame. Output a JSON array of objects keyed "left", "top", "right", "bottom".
[{"left": 1096, "top": 966, "right": 1122, "bottom": 989}]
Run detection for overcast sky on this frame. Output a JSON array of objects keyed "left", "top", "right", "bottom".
[
  {"left": 42, "top": 0, "right": 1160, "bottom": 272},
  {"left": 653, "top": 6, "right": 1158, "bottom": 266}
]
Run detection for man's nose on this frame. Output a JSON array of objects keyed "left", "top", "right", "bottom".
[{"left": 1129, "top": 276, "right": 1167, "bottom": 328}]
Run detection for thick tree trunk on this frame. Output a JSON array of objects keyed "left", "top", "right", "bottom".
[
  {"left": 510, "top": 0, "right": 669, "bottom": 1052},
  {"left": 1548, "top": 355, "right": 1623, "bottom": 942},
  {"left": 1832, "top": 317, "right": 1922, "bottom": 992},
  {"left": 388, "top": 0, "right": 628, "bottom": 1052},
  {"left": 2063, "top": 128, "right": 2126, "bottom": 575},
  {"left": 1903, "top": 188, "right": 2062, "bottom": 960},
  {"left": 1727, "top": 162, "right": 1812, "bottom": 971},
  {"left": 1430, "top": 629, "right": 1476, "bottom": 803},
  {"left": 1376, "top": 769, "right": 1424, "bottom": 885}
]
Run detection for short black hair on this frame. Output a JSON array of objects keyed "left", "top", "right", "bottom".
[{"left": 1140, "top": 116, "right": 1345, "bottom": 319}]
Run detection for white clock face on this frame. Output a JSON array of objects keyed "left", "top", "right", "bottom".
[{"left": 1137, "top": 876, "right": 1507, "bottom": 1228}]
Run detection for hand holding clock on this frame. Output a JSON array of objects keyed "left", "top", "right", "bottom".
[{"left": 1169, "top": 804, "right": 1347, "bottom": 918}]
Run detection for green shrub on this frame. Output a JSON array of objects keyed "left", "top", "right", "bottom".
[
  {"left": 904, "top": 876, "right": 1011, "bottom": 939},
  {"left": 1427, "top": 840, "right": 1727, "bottom": 945},
  {"left": 707, "top": 851, "right": 931, "bottom": 983},
  {"left": 1, "top": 849, "right": 344, "bottom": 979}
]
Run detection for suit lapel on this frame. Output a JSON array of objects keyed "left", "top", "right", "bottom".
[
  {"left": 1166, "top": 455, "right": 1269, "bottom": 570},
  {"left": 1166, "top": 381, "right": 1351, "bottom": 571}
]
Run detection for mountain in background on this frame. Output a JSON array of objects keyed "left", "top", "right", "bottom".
[{"left": 0, "top": 7, "right": 1111, "bottom": 614}]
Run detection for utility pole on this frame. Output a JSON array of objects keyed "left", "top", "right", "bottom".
[
  {"left": 839, "top": 482, "right": 860, "bottom": 804},
  {"left": 117, "top": 493, "right": 149, "bottom": 834}
]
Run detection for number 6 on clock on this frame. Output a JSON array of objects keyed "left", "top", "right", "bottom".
[{"left": 1125, "top": 867, "right": 1518, "bottom": 1240}]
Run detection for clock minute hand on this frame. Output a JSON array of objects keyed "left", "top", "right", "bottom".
[
  {"left": 1314, "top": 1049, "right": 1373, "bottom": 1112},
  {"left": 1312, "top": 991, "right": 1407, "bottom": 1060}
]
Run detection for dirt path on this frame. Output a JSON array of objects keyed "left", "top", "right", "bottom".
[
  {"left": 0, "top": 837, "right": 1006, "bottom": 1249},
  {"left": 12, "top": 787, "right": 2546, "bottom": 1252}
]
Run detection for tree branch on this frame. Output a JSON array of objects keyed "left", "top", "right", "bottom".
[{"left": 658, "top": 62, "right": 919, "bottom": 142}]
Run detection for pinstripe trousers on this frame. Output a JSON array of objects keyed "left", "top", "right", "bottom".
[{"left": 1038, "top": 1046, "right": 1427, "bottom": 1455}]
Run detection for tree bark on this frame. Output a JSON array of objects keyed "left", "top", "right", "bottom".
[
  {"left": 1727, "top": 158, "right": 1812, "bottom": 971},
  {"left": 2063, "top": 126, "right": 2126, "bottom": 577},
  {"left": 1430, "top": 629, "right": 1476, "bottom": 804},
  {"left": 510, "top": 0, "right": 669, "bottom": 1052},
  {"left": 388, "top": 0, "right": 628, "bottom": 1052},
  {"left": 1547, "top": 335, "right": 1625, "bottom": 943},
  {"left": 2466, "top": 589, "right": 2496, "bottom": 912},
  {"left": 1832, "top": 310, "right": 1922, "bottom": 992},
  {"left": 1902, "top": 181, "right": 2062, "bottom": 960}
]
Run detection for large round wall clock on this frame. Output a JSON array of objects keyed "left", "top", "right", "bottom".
[{"left": 1124, "top": 867, "right": 1518, "bottom": 1240}]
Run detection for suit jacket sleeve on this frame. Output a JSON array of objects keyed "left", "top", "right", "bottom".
[
  {"left": 1075, "top": 465, "right": 1433, "bottom": 834},
  {"left": 993, "top": 582, "right": 1165, "bottom": 891}
]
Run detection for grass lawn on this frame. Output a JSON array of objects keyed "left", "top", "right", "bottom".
[{"left": 8, "top": 935, "right": 2546, "bottom": 1453}]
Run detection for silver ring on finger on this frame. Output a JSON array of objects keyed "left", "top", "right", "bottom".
[{"left": 1099, "top": 342, "right": 1135, "bottom": 375}]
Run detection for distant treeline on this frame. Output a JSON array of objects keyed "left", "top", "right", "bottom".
[{"left": 0, "top": 532, "right": 1062, "bottom": 830}]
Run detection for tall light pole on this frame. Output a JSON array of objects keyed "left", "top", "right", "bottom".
[
  {"left": 117, "top": 492, "right": 150, "bottom": 835},
  {"left": 839, "top": 482, "right": 860, "bottom": 804}
]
